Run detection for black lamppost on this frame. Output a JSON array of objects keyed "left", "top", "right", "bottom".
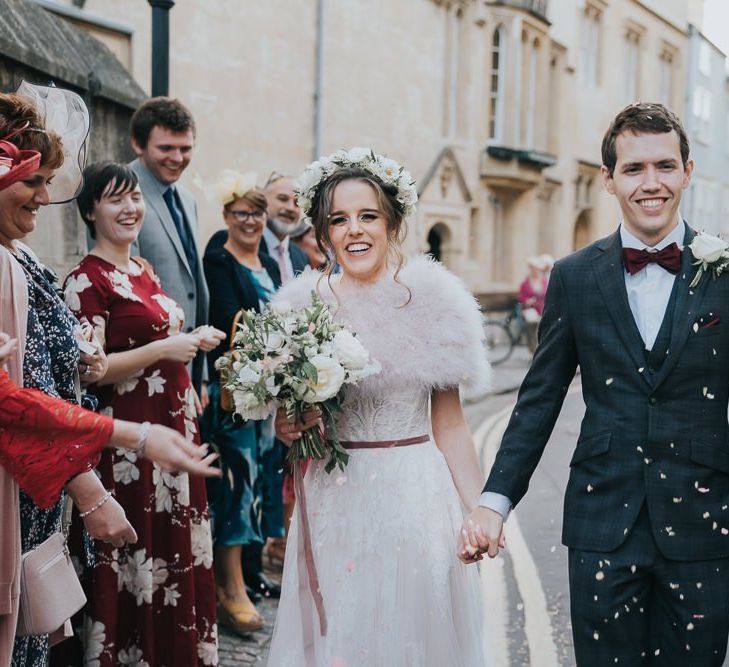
[{"left": 148, "top": 0, "right": 175, "bottom": 96}]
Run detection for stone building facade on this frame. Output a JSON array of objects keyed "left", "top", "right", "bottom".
[
  {"left": 0, "top": 0, "right": 145, "bottom": 277},
  {"left": 11, "top": 0, "right": 695, "bottom": 297},
  {"left": 683, "top": 24, "right": 729, "bottom": 236}
]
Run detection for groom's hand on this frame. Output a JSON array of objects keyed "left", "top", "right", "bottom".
[{"left": 458, "top": 506, "right": 504, "bottom": 563}]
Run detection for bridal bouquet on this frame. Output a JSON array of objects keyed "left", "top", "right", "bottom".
[{"left": 215, "top": 293, "right": 380, "bottom": 472}]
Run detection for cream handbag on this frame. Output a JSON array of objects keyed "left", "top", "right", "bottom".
[{"left": 16, "top": 500, "right": 86, "bottom": 637}]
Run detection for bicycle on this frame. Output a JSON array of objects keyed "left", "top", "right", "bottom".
[{"left": 482, "top": 302, "right": 526, "bottom": 365}]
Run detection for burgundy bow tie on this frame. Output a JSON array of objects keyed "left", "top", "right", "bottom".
[{"left": 622, "top": 243, "right": 682, "bottom": 275}]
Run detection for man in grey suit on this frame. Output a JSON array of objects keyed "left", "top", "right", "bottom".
[{"left": 129, "top": 97, "right": 212, "bottom": 396}]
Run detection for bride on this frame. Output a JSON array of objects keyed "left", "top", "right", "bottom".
[{"left": 267, "top": 149, "right": 491, "bottom": 666}]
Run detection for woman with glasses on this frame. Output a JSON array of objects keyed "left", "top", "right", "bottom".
[{"left": 201, "top": 171, "right": 282, "bottom": 634}]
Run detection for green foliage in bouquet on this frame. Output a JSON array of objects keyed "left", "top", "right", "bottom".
[{"left": 215, "top": 292, "right": 380, "bottom": 473}]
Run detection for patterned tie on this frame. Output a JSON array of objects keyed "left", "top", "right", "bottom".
[
  {"left": 163, "top": 186, "right": 198, "bottom": 274},
  {"left": 276, "top": 243, "right": 291, "bottom": 284},
  {"left": 622, "top": 243, "right": 681, "bottom": 275}
]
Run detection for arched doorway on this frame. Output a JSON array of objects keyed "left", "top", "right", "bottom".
[
  {"left": 427, "top": 223, "right": 451, "bottom": 263},
  {"left": 573, "top": 210, "right": 592, "bottom": 250}
]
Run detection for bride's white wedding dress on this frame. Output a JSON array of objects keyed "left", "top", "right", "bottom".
[{"left": 267, "top": 257, "right": 491, "bottom": 666}]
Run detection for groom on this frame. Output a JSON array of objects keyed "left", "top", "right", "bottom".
[{"left": 462, "top": 103, "right": 729, "bottom": 665}]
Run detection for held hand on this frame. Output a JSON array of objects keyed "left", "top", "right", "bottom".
[
  {"left": 457, "top": 506, "right": 504, "bottom": 564},
  {"left": 142, "top": 424, "right": 221, "bottom": 477},
  {"left": 79, "top": 335, "right": 108, "bottom": 384},
  {"left": 81, "top": 495, "right": 138, "bottom": 548},
  {"left": 193, "top": 326, "right": 226, "bottom": 352},
  {"left": 160, "top": 333, "right": 201, "bottom": 363},
  {"left": 0, "top": 333, "right": 18, "bottom": 366},
  {"left": 274, "top": 406, "right": 322, "bottom": 446}
]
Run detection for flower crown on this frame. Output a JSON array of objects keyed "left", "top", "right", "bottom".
[{"left": 295, "top": 147, "right": 418, "bottom": 222}]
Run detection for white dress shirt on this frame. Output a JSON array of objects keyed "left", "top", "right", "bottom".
[
  {"left": 621, "top": 220, "right": 684, "bottom": 351},
  {"left": 478, "top": 219, "right": 685, "bottom": 520},
  {"left": 263, "top": 227, "right": 295, "bottom": 284}
]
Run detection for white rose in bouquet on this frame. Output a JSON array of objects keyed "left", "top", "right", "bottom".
[
  {"left": 332, "top": 330, "right": 369, "bottom": 370},
  {"left": 304, "top": 355, "right": 346, "bottom": 402},
  {"left": 237, "top": 364, "right": 261, "bottom": 388},
  {"left": 233, "top": 390, "right": 274, "bottom": 421},
  {"left": 262, "top": 329, "right": 286, "bottom": 353},
  {"left": 690, "top": 233, "right": 729, "bottom": 264},
  {"left": 265, "top": 374, "right": 281, "bottom": 397}
]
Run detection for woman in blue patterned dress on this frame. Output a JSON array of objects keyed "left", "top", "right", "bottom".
[
  {"left": 201, "top": 173, "right": 281, "bottom": 635},
  {"left": 0, "top": 90, "right": 138, "bottom": 667}
]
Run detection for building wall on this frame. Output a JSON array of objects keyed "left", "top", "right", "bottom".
[
  {"left": 683, "top": 25, "right": 729, "bottom": 236},
  {"left": 50, "top": 0, "right": 695, "bottom": 298}
]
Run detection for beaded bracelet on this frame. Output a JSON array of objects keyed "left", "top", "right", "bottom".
[
  {"left": 135, "top": 421, "right": 152, "bottom": 459},
  {"left": 78, "top": 490, "right": 113, "bottom": 518}
]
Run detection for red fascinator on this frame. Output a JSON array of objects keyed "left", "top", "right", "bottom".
[{"left": 0, "top": 124, "right": 41, "bottom": 192}]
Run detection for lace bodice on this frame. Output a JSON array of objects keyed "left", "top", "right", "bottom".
[{"left": 336, "top": 382, "right": 430, "bottom": 441}]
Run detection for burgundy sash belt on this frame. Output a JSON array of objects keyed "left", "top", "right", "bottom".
[{"left": 295, "top": 434, "right": 430, "bottom": 659}]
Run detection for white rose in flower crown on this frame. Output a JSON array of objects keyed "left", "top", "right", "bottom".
[
  {"left": 690, "top": 233, "right": 729, "bottom": 264},
  {"left": 332, "top": 330, "right": 369, "bottom": 370},
  {"left": 346, "top": 147, "right": 372, "bottom": 163},
  {"left": 304, "top": 355, "right": 346, "bottom": 403},
  {"left": 378, "top": 157, "right": 401, "bottom": 182}
]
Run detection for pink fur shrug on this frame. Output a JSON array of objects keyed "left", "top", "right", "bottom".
[{"left": 273, "top": 255, "right": 491, "bottom": 396}]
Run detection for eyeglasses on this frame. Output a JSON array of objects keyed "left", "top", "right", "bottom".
[{"left": 226, "top": 209, "right": 266, "bottom": 223}]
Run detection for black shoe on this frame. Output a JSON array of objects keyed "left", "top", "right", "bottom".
[
  {"left": 247, "top": 572, "right": 281, "bottom": 599},
  {"left": 245, "top": 585, "right": 262, "bottom": 603}
]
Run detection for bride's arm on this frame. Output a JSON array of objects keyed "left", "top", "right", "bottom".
[{"left": 431, "top": 388, "right": 484, "bottom": 513}]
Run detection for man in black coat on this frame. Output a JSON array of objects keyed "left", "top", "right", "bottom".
[
  {"left": 462, "top": 104, "right": 729, "bottom": 665},
  {"left": 260, "top": 173, "right": 309, "bottom": 280}
]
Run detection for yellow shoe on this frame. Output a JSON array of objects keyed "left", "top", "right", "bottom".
[{"left": 216, "top": 587, "right": 264, "bottom": 635}]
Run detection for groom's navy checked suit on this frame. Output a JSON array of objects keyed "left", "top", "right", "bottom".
[{"left": 485, "top": 224, "right": 729, "bottom": 665}]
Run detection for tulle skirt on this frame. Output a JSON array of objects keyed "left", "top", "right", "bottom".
[{"left": 268, "top": 440, "right": 486, "bottom": 666}]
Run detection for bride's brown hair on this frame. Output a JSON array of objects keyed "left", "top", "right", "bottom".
[{"left": 308, "top": 167, "right": 410, "bottom": 300}]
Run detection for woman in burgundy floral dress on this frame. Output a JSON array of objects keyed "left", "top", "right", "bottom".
[{"left": 61, "top": 162, "right": 225, "bottom": 666}]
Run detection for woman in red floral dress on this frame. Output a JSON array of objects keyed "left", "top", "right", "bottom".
[{"left": 60, "top": 162, "right": 224, "bottom": 666}]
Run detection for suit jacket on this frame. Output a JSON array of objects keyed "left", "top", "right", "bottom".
[
  {"left": 202, "top": 243, "right": 281, "bottom": 376},
  {"left": 485, "top": 224, "right": 729, "bottom": 561},
  {"left": 129, "top": 159, "right": 210, "bottom": 389},
  {"left": 260, "top": 231, "right": 310, "bottom": 276},
  {"left": 206, "top": 228, "right": 310, "bottom": 278}
]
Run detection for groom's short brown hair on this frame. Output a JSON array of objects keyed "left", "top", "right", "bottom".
[{"left": 601, "top": 103, "right": 690, "bottom": 176}]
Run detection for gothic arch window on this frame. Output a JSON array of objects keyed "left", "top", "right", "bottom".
[
  {"left": 427, "top": 223, "right": 452, "bottom": 264},
  {"left": 489, "top": 25, "right": 506, "bottom": 141}
]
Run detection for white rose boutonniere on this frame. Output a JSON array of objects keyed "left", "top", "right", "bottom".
[{"left": 689, "top": 233, "right": 729, "bottom": 288}]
